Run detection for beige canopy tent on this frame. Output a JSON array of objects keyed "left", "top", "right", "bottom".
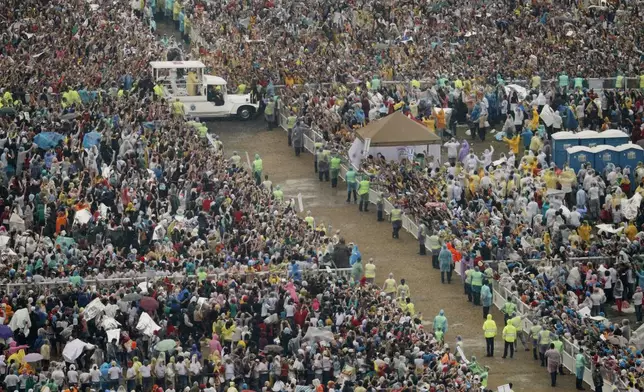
[
  {"left": 349, "top": 112, "right": 442, "bottom": 167},
  {"left": 355, "top": 111, "right": 441, "bottom": 146}
]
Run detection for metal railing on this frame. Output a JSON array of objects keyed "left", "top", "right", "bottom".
[
  {"left": 275, "top": 110, "right": 631, "bottom": 392},
  {"left": 5, "top": 267, "right": 355, "bottom": 292}
]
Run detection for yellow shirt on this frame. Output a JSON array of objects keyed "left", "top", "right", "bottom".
[
  {"left": 383, "top": 278, "right": 396, "bottom": 293},
  {"left": 365, "top": 263, "right": 376, "bottom": 278}
]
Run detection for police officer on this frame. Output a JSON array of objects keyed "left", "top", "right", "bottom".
[
  {"left": 304, "top": 211, "right": 315, "bottom": 228},
  {"left": 358, "top": 174, "right": 370, "bottom": 212},
  {"left": 286, "top": 112, "right": 297, "bottom": 146},
  {"left": 390, "top": 204, "right": 402, "bottom": 239},
  {"left": 509, "top": 313, "right": 528, "bottom": 351},
  {"left": 172, "top": 97, "right": 185, "bottom": 118},
  {"left": 253, "top": 154, "right": 263, "bottom": 185},
  {"left": 272, "top": 185, "right": 284, "bottom": 203},
  {"left": 502, "top": 320, "right": 517, "bottom": 359},
  {"left": 345, "top": 166, "right": 357, "bottom": 203},
  {"left": 330, "top": 153, "right": 342, "bottom": 188},
  {"left": 318, "top": 146, "right": 330, "bottom": 182},
  {"left": 501, "top": 297, "right": 517, "bottom": 325},
  {"left": 465, "top": 267, "right": 473, "bottom": 302},
  {"left": 538, "top": 325, "right": 553, "bottom": 367},
  {"left": 482, "top": 314, "right": 497, "bottom": 357},
  {"left": 470, "top": 266, "right": 483, "bottom": 306},
  {"left": 530, "top": 321, "right": 543, "bottom": 361}
]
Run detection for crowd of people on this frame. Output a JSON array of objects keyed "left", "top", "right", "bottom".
[
  {"left": 0, "top": 1, "right": 503, "bottom": 392},
  {"left": 164, "top": 0, "right": 644, "bottom": 391},
  {"left": 175, "top": 0, "right": 643, "bottom": 91},
  {"left": 270, "top": 44, "right": 644, "bottom": 392}
]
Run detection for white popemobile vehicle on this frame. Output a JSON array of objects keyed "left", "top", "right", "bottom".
[{"left": 150, "top": 60, "right": 259, "bottom": 120}]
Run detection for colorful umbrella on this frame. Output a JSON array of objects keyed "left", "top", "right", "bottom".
[
  {"left": 139, "top": 296, "right": 159, "bottom": 312},
  {"left": 154, "top": 339, "right": 177, "bottom": 352},
  {"left": 0, "top": 325, "right": 13, "bottom": 339}
]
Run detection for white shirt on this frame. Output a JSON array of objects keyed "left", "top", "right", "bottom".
[
  {"left": 284, "top": 303, "right": 295, "bottom": 317},
  {"left": 139, "top": 365, "right": 151, "bottom": 378},
  {"left": 90, "top": 369, "right": 101, "bottom": 382},
  {"left": 108, "top": 366, "right": 122, "bottom": 380},
  {"left": 67, "top": 370, "right": 79, "bottom": 384}
]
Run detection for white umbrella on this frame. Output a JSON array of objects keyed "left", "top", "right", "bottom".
[
  {"left": 100, "top": 317, "right": 121, "bottom": 330},
  {"left": 63, "top": 339, "right": 91, "bottom": 362},
  {"left": 82, "top": 298, "right": 106, "bottom": 321},
  {"left": 106, "top": 328, "right": 121, "bottom": 344},
  {"left": 8, "top": 308, "right": 31, "bottom": 335},
  {"left": 136, "top": 312, "right": 160, "bottom": 337},
  {"left": 74, "top": 209, "right": 92, "bottom": 225},
  {"left": 137, "top": 282, "right": 152, "bottom": 294}
]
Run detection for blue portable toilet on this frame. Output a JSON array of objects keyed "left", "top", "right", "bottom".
[
  {"left": 615, "top": 143, "right": 644, "bottom": 184},
  {"left": 593, "top": 145, "right": 619, "bottom": 174},
  {"left": 567, "top": 146, "right": 594, "bottom": 173},
  {"left": 602, "top": 129, "right": 629, "bottom": 147},
  {"left": 577, "top": 130, "right": 602, "bottom": 148},
  {"left": 551, "top": 131, "right": 579, "bottom": 168}
]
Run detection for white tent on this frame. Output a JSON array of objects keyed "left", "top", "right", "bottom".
[{"left": 348, "top": 111, "right": 442, "bottom": 168}]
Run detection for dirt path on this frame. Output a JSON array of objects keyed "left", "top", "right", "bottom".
[{"left": 211, "top": 119, "right": 576, "bottom": 391}]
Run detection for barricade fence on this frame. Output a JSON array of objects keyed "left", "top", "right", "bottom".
[
  {"left": 5, "top": 268, "right": 355, "bottom": 293},
  {"left": 276, "top": 115, "right": 627, "bottom": 391}
]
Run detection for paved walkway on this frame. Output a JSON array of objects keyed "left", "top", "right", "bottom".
[{"left": 211, "top": 118, "right": 577, "bottom": 391}]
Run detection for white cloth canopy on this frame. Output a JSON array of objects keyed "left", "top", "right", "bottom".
[{"left": 136, "top": 312, "right": 161, "bottom": 337}]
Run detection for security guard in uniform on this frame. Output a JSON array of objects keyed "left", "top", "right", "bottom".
[
  {"left": 502, "top": 320, "right": 517, "bottom": 359},
  {"left": 530, "top": 322, "right": 543, "bottom": 360},
  {"left": 390, "top": 205, "right": 403, "bottom": 239},
  {"left": 252, "top": 154, "right": 263, "bottom": 185},
  {"left": 172, "top": 97, "right": 185, "bottom": 118},
  {"left": 470, "top": 267, "right": 483, "bottom": 306},
  {"left": 501, "top": 297, "right": 517, "bottom": 325},
  {"left": 482, "top": 314, "right": 497, "bottom": 357},
  {"left": 286, "top": 113, "right": 297, "bottom": 146},
  {"left": 538, "top": 326, "right": 553, "bottom": 367},
  {"left": 304, "top": 211, "right": 315, "bottom": 228},
  {"left": 510, "top": 313, "right": 528, "bottom": 351},
  {"left": 465, "top": 267, "right": 473, "bottom": 302},
  {"left": 330, "top": 153, "right": 342, "bottom": 188},
  {"left": 153, "top": 83, "right": 164, "bottom": 100},
  {"left": 357, "top": 174, "right": 370, "bottom": 212},
  {"left": 272, "top": 185, "right": 284, "bottom": 203},
  {"left": 230, "top": 151, "right": 242, "bottom": 167}
]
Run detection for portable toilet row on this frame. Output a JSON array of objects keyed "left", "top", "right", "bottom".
[
  {"left": 567, "top": 143, "right": 644, "bottom": 186},
  {"left": 552, "top": 130, "right": 629, "bottom": 167}
]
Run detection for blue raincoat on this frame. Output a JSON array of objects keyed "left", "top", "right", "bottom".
[{"left": 350, "top": 245, "right": 362, "bottom": 265}]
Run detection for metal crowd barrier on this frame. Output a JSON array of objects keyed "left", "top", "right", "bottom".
[
  {"left": 276, "top": 112, "right": 628, "bottom": 391},
  {"left": 5, "top": 268, "right": 355, "bottom": 292}
]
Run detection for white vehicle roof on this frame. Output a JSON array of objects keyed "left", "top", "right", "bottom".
[
  {"left": 204, "top": 75, "right": 227, "bottom": 85},
  {"left": 150, "top": 61, "right": 205, "bottom": 69}
]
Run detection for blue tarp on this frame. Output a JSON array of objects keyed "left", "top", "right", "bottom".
[
  {"left": 558, "top": 105, "right": 579, "bottom": 130},
  {"left": 82, "top": 132, "right": 101, "bottom": 149},
  {"left": 34, "top": 132, "right": 64, "bottom": 149}
]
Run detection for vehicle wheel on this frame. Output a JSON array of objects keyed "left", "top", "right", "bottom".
[{"left": 238, "top": 106, "right": 253, "bottom": 120}]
